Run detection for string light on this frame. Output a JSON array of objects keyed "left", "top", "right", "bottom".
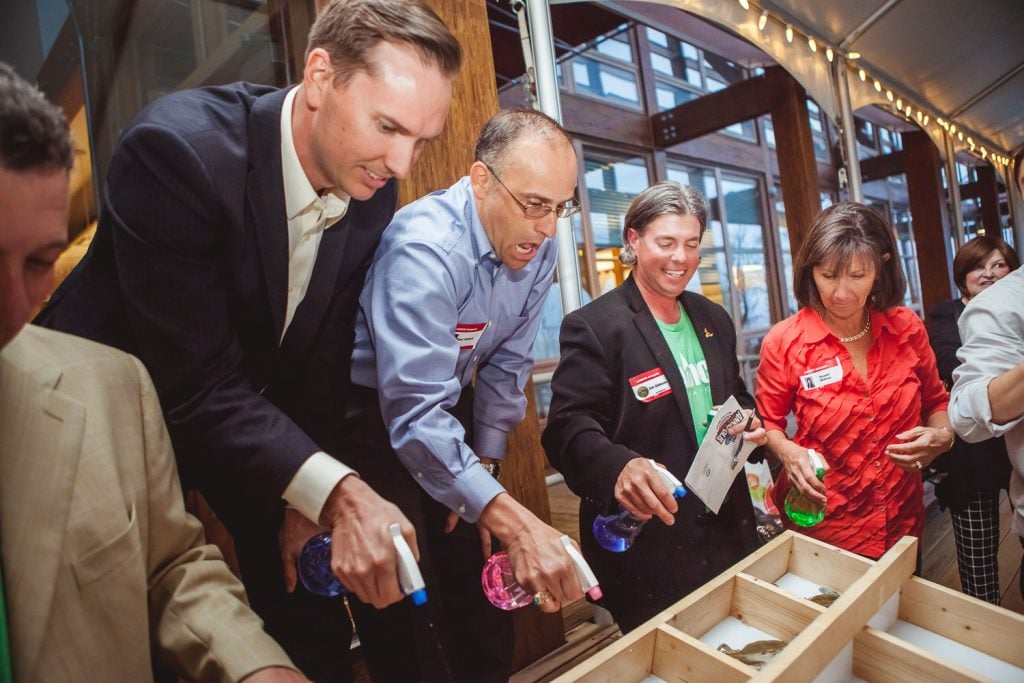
[{"left": 730, "top": 1, "right": 1008, "bottom": 166}]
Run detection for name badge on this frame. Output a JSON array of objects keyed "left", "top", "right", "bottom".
[
  {"left": 455, "top": 322, "right": 488, "bottom": 350},
  {"left": 629, "top": 368, "right": 673, "bottom": 403},
  {"left": 799, "top": 356, "right": 844, "bottom": 391}
]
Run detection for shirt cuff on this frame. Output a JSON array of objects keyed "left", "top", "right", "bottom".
[
  {"left": 446, "top": 464, "right": 506, "bottom": 523},
  {"left": 474, "top": 422, "right": 509, "bottom": 460},
  {"left": 282, "top": 451, "right": 357, "bottom": 524}
]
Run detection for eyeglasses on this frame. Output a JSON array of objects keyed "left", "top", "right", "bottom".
[{"left": 483, "top": 162, "right": 581, "bottom": 219}]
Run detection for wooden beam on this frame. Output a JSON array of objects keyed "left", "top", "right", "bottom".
[
  {"left": 651, "top": 69, "right": 775, "bottom": 148},
  {"left": 769, "top": 68, "right": 821, "bottom": 253},
  {"left": 860, "top": 150, "right": 906, "bottom": 183},
  {"left": 975, "top": 165, "right": 1002, "bottom": 235},
  {"left": 903, "top": 130, "right": 956, "bottom": 310}
]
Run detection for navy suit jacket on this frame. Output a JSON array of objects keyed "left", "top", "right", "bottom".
[
  {"left": 37, "top": 83, "right": 397, "bottom": 532},
  {"left": 542, "top": 275, "right": 758, "bottom": 631}
]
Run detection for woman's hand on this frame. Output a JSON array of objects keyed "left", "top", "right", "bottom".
[
  {"left": 728, "top": 409, "right": 768, "bottom": 447},
  {"left": 614, "top": 458, "right": 678, "bottom": 524},
  {"left": 885, "top": 425, "right": 954, "bottom": 472},
  {"left": 779, "top": 444, "right": 827, "bottom": 505}
]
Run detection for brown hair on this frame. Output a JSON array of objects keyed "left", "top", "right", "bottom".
[
  {"left": 307, "top": 0, "right": 462, "bottom": 86},
  {"left": 952, "top": 235, "right": 1020, "bottom": 297},
  {"left": 0, "top": 62, "right": 73, "bottom": 172},
  {"left": 620, "top": 182, "right": 708, "bottom": 266},
  {"left": 793, "top": 202, "right": 906, "bottom": 311}
]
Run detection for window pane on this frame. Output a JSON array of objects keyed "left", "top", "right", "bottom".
[
  {"left": 595, "top": 34, "right": 632, "bottom": 62},
  {"left": 654, "top": 80, "right": 697, "bottom": 111},
  {"left": 646, "top": 27, "right": 669, "bottom": 48},
  {"left": 582, "top": 149, "right": 650, "bottom": 249},
  {"left": 571, "top": 56, "right": 640, "bottom": 107},
  {"left": 722, "top": 175, "right": 770, "bottom": 339},
  {"left": 665, "top": 164, "right": 730, "bottom": 310}
]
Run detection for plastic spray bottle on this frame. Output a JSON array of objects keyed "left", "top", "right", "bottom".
[
  {"left": 784, "top": 449, "right": 827, "bottom": 527},
  {"left": 298, "top": 523, "right": 427, "bottom": 605},
  {"left": 481, "top": 535, "right": 603, "bottom": 610},
  {"left": 592, "top": 461, "right": 687, "bottom": 553}
]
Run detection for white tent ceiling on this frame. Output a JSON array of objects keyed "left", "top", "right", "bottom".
[{"left": 556, "top": 0, "right": 1024, "bottom": 161}]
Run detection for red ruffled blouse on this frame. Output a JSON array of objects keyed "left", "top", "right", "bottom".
[{"left": 756, "top": 306, "right": 949, "bottom": 558}]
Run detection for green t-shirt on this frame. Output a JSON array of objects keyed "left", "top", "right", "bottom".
[{"left": 656, "top": 302, "right": 713, "bottom": 443}]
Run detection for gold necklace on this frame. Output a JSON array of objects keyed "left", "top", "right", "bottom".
[{"left": 838, "top": 317, "right": 871, "bottom": 343}]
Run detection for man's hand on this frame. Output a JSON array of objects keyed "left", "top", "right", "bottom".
[
  {"left": 318, "top": 475, "right": 419, "bottom": 608},
  {"left": 279, "top": 508, "right": 329, "bottom": 593},
  {"left": 479, "top": 493, "right": 584, "bottom": 614},
  {"left": 614, "top": 458, "right": 677, "bottom": 525},
  {"left": 241, "top": 666, "right": 311, "bottom": 682}
]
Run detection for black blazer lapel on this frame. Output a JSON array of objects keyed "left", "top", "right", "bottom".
[
  {"left": 246, "top": 88, "right": 290, "bottom": 343},
  {"left": 623, "top": 277, "right": 700, "bottom": 451}
]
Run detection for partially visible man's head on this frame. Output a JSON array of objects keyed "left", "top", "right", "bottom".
[
  {"left": 470, "top": 109, "right": 578, "bottom": 270},
  {"left": 0, "top": 63, "right": 72, "bottom": 350},
  {"left": 299, "top": 0, "right": 460, "bottom": 200}
]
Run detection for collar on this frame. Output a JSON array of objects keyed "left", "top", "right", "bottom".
[
  {"left": 800, "top": 305, "right": 894, "bottom": 343},
  {"left": 464, "top": 177, "right": 501, "bottom": 270},
  {"left": 280, "top": 85, "right": 349, "bottom": 223}
]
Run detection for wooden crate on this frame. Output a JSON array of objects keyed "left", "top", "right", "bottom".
[{"left": 553, "top": 531, "right": 1024, "bottom": 682}]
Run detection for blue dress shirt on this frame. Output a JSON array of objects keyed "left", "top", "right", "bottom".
[{"left": 352, "top": 176, "right": 557, "bottom": 522}]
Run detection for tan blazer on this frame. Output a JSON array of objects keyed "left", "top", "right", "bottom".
[{"left": 0, "top": 325, "right": 294, "bottom": 682}]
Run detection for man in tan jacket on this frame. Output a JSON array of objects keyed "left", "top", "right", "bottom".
[{"left": 0, "top": 63, "right": 306, "bottom": 682}]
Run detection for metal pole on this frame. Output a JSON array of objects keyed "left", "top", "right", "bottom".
[
  {"left": 943, "top": 133, "right": 966, "bottom": 247},
  {"left": 833, "top": 61, "right": 863, "bottom": 202},
  {"left": 523, "top": 0, "right": 584, "bottom": 315}
]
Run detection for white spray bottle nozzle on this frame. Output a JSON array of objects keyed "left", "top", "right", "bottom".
[
  {"left": 807, "top": 449, "right": 826, "bottom": 479},
  {"left": 560, "top": 535, "right": 602, "bottom": 601},
  {"left": 389, "top": 523, "right": 427, "bottom": 605},
  {"left": 649, "top": 460, "right": 687, "bottom": 499}
]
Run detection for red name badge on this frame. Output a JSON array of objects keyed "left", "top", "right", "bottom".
[
  {"left": 455, "top": 322, "right": 488, "bottom": 350},
  {"left": 629, "top": 368, "right": 672, "bottom": 403}
]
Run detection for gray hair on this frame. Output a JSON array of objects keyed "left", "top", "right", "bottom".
[
  {"left": 620, "top": 182, "right": 707, "bottom": 266},
  {"left": 474, "top": 108, "right": 573, "bottom": 174},
  {"left": 307, "top": 0, "right": 462, "bottom": 86},
  {"left": 0, "top": 62, "right": 73, "bottom": 172}
]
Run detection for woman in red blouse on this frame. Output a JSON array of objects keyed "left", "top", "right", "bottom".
[{"left": 756, "top": 203, "right": 953, "bottom": 558}]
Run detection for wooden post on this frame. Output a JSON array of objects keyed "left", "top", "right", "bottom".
[
  {"left": 975, "top": 165, "right": 1002, "bottom": 236},
  {"left": 767, "top": 68, "right": 822, "bottom": 258},
  {"left": 903, "top": 130, "right": 956, "bottom": 311}
]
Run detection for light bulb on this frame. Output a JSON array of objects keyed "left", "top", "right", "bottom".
[
  {"left": 785, "top": 25, "right": 793, "bottom": 42},
  {"left": 873, "top": 79, "right": 882, "bottom": 92},
  {"left": 758, "top": 11, "right": 768, "bottom": 30},
  {"left": 886, "top": 90, "right": 893, "bottom": 102},
  {"left": 858, "top": 68, "right": 866, "bottom": 81},
  {"left": 848, "top": 51, "right": 861, "bottom": 60},
  {"left": 895, "top": 97, "right": 902, "bottom": 109},
  {"left": 826, "top": 48, "right": 834, "bottom": 62},
  {"left": 739, "top": 0, "right": 750, "bottom": 10},
  {"left": 808, "top": 37, "right": 817, "bottom": 52}
]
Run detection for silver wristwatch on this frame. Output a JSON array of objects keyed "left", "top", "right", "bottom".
[{"left": 480, "top": 462, "right": 502, "bottom": 479}]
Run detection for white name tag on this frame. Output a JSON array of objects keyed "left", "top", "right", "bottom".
[
  {"left": 629, "top": 368, "right": 673, "bottom": 403},
  {"left": 799, "top": 356, "right": 844, "bottom": 391},
  {"left": 455, "top": 322, "right": 488, "bottom": 350}
]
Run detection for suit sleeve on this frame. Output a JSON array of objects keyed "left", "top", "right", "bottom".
[
  {"left": 542, "top": 312, "right": 641, "bottom": 507},
  {"left": 926, "top": 300, "right": 961, "bottom": 387},
  {"left": 133, "top": 355, "right": 297, "bottom": 682},
  {"left": 105, "top": 122, "right": 317, "bottom": 504}
]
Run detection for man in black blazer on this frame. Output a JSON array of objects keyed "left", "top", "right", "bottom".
[{"left": 36, "top": 1, "right": 461, "bottom": 680}]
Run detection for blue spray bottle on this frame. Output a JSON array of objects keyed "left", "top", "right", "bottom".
[
  {"left": 298, "top": 522, "right": 428, "bottom": 605},
  {"left": 592, "top": 460, "right": 687, "bottom": 552}
]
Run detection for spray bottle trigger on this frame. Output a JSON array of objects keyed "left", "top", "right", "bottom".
[{"left": 389, "top": 523, "right": 427, "bottom": 605}]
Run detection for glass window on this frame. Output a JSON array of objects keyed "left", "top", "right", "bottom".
[
  {"left": 646, "top": 26, "right": 669, "bottom": 48},
  {"left": 581, "top": 148, "right": 651, "bottom": 250},
  {"left": 666, "top": 164, "right": 729, "bottom": 309},
  {"left": 595, "top": 34, "right": 632, "bottom": 62},
  {"left": 721, "top": 174, "right": 771, "bottom": 336},
  {"left": 654, "top": 80, "right": 697, "bottom": 110},
  {"left": 570, "top": 56, "right": 640, "bottom": 107},
  {"left": 855, "top": 117, "right": 876, "bottom": 149}
]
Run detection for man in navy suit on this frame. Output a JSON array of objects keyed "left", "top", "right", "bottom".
[{"left": 36, "top": 1, "right": 461, "bottom": 680}]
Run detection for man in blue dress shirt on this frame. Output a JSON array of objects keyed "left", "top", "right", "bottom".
[{"left": 347, "top": 108, "right": 582, "bottom": 681}]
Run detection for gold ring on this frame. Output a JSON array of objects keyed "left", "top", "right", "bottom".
[
  {"left": 914, "top": 460, "right": 923, "bottom": 470},
  {"left": 533, "top": 590, "right": 554, "bottom": 606}
]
